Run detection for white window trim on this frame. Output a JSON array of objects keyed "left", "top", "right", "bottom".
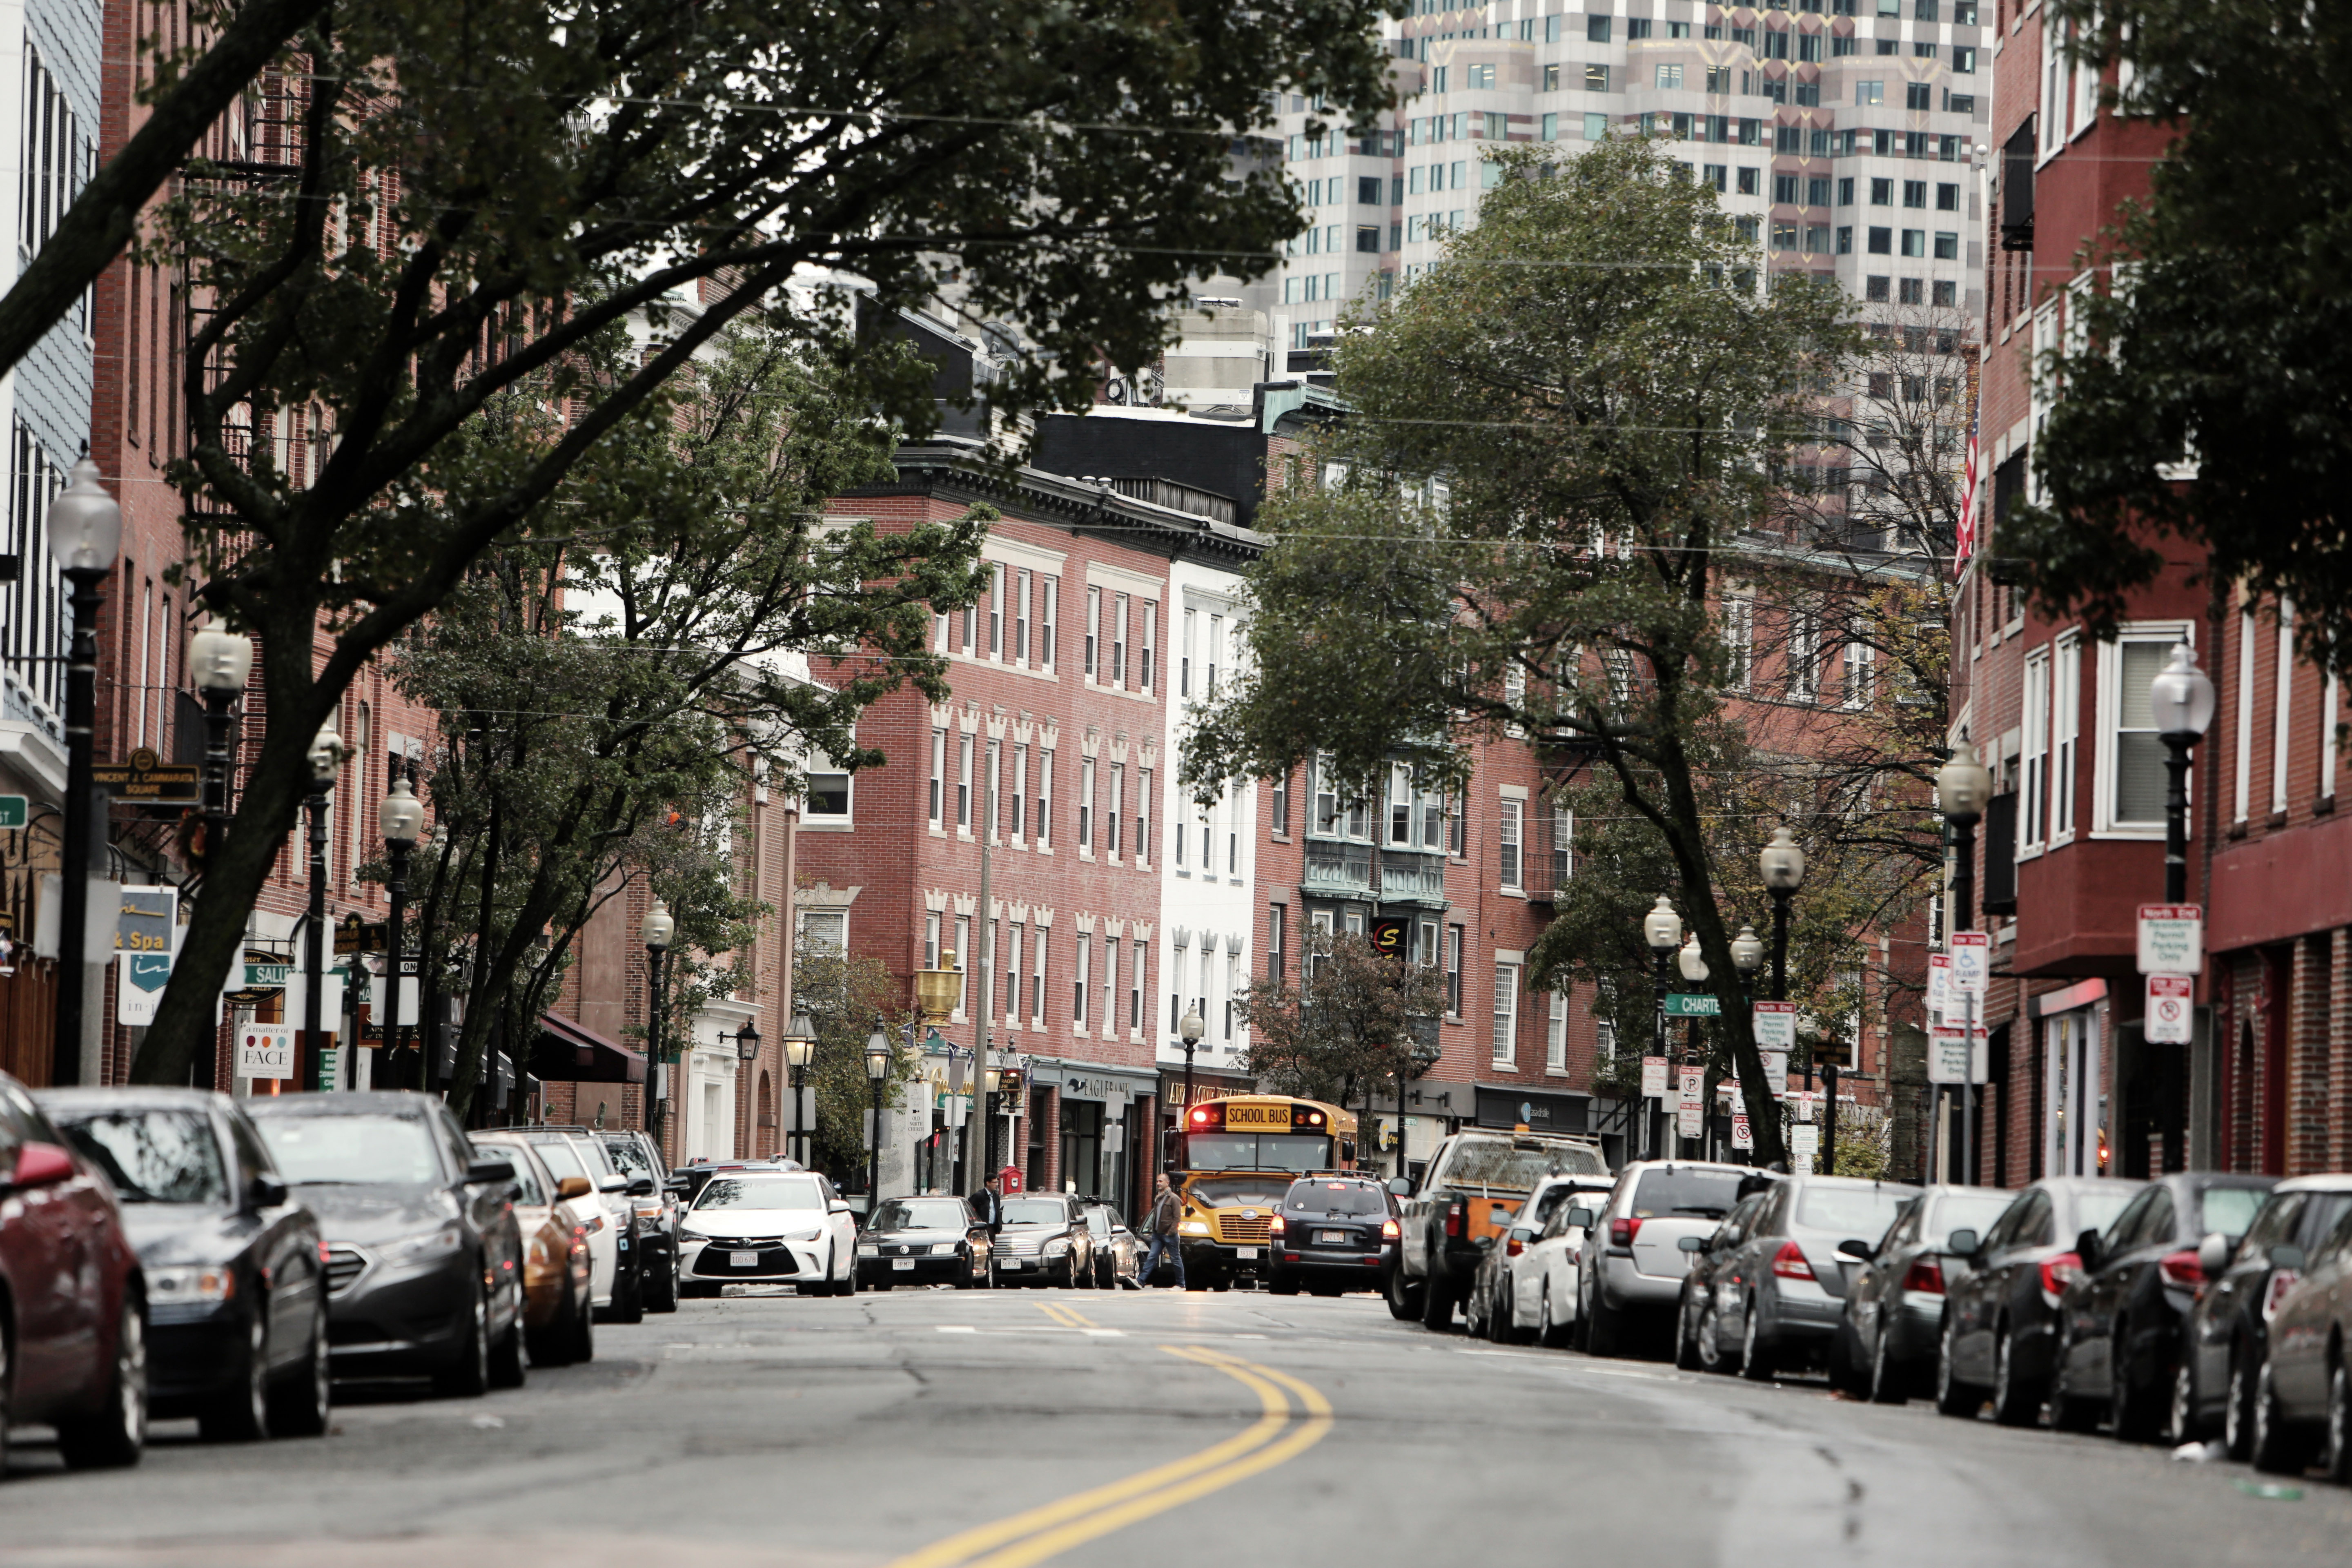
[
  {"left": 2323, "top": 664, "right": 2341, "bottom": 804},
  {"left": 1491, "top": 955, "right": 1521, "bottom": 1069},
  {"left": 2018, "top": 645, "right": 2049, "bottom": 859},
  {"left": 2089, "top": 619, "right": 2194, "bottom": 840},
  {"left": 2272, "top": 601, "right": 2296, "bottom": 817},
  {"left": 2051, "top": 632, "right": 2081, "bottom": 846},
  {"left": 2233, "top": 604, "right": 2255, "bottom": 825},
  {"left": 1546, "top": 990, "right": 1568, "bottom": 1075}
]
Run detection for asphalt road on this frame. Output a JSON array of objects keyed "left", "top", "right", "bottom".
[{"left": 4, "top": 1285, "right": 2349, "bottom": 1567}]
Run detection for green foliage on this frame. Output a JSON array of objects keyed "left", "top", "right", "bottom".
[
  {"left": 1236, "top": 933, "right": 1448, "bottom": 1104},
  {"left": 788, "top": 934, "right": 924, "bottom": 1179},
  {"left": 2013, "top": 0, "right": 2352, "bottom": 662}
]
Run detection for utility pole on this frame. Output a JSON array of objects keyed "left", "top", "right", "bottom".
[{"left": 971, "top": 763, "right": 996, "bottom": 1190}]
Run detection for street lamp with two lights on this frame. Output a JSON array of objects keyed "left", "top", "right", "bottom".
[{"left": 48, "top": 457, "right": 120, "bottom": 1087}]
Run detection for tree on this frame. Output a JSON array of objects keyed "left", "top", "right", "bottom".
[
  {"left": 1183, "top": 137, "right": 1858, "bottom": 1168},
  {"left": 2009, "top": 0, "right": 2352, "bottom": 664},
  {"left": 1235, "top": 933, "right": 1446, "bottom": 1106},
  {"left": 130, "top": 0, "right": 1398, "bottom": 1084},
  {"left": 388, "top": 326, "right": 987, "bottom": 1120},
  {"left": 788, "top": 932, "right": 922, "bottom": 1181}
]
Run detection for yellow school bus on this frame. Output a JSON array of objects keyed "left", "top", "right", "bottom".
[{"left": 1170, "top": 1096, "right": 1359, "bottom": 1289}]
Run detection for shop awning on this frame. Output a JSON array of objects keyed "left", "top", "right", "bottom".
[{"left": 530, "top": 1010, "right": 646, "bottom": 1084}]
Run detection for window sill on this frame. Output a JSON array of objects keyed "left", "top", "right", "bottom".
[
  {"left": 2267, "top": 811, "right": 2288, "bottom": 831},
  {"left": 1498, "top": 886, "right": 1526, "bottom": 899},
  {"left": 1490, "top": 1061, "right": 1516, "bottom": 1074},
  {"left": 798, "top": 821, "right": 855, "bottom": 833},
  {"left": 2317, "top": 794, "right": 2337, "bottom": 816}
]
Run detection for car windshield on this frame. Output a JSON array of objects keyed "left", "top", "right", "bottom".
[
  {"left": 2197, "top": 1185, "right": 2269, "bottom": 1240},
  {"left": 1629, "top": 1168, "right": 1748, "bottom": 1221},
  {"left": 602, "top": 1139, "right": 651, "bottom": 1176},
  {"left": 1001, "top": 1198, "right": 1071, "bottom": 1225},
  {"left": 1283, "top": 1181, "right": 1385, "bottom": 1216},
  {"left": 872, "top": 1198, "right": 967, "bottom": 1232},
  {"left": 1795, "top": 1185, "right": 1913, "bottom": 1239},
  {"left": 57, "top": 1109, "right": 227, "bottom": 1204},
  {"left": 1188, "top": 1176, "right": 1294, "bottom": 1208},
  {"left": 256, "top": 1114, "right": 442, "bottom": 1186},
  {"left": 2071, "top": 1188, "right": 2139, "bottom": 1236},
  {"left": 480, "top": 1145, "right": 546, "bottom": 1205},
  {"left": 528, "top": 1139, "right": 590, "bottom": 1182},
  {"left": 1927, "top": 1192, "right": 2016, "bottom": 1240},
  {"left": 1443, "top": 1139, "right": 1603, "bottom": 1191},
  {"left": 1181, "top": 1133, "right": 1334, "bottom": 1172},
  {"left": 694, "top": 1176, "right": 822, "bottom": 1212}
]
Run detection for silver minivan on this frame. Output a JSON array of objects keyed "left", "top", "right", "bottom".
[{"left": 1580, "top": 1160, "right": 1760, "bottom": 1356}]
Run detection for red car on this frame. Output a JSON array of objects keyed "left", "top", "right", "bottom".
[{"left": 1, "top": 1071, "right": 146, "bottom": 1477}]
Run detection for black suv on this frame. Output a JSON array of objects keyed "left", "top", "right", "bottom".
[
  {"left": 599, "top": 1129, "right": 688, "bottom": 1313},
  {"left": 1267, "top": 1177, "right": 1396, "bottom": 1297},
  {"left": 2179, "top": 1175, "right": 2352, "bottom": 1454}
]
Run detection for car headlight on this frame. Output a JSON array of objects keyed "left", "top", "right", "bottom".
[
  {"left": 1043, "top": 1236, "right": 1071, "bottom": 1256},
  {"left": 148, "top": 1265, "right": 236, "bottom": 1305},
  {"left": 1182, "top": 1220, "right": 1211, "bottom": 1236},
  {"left": 858, "top": 1244, "right": 880, "bottom": 1257},
  {"left": 788, "top": 1229, "right": 823, "bottom": 1243},
  {"left": 382, "top": 1223, "right": 466, "bottom": 1264}
]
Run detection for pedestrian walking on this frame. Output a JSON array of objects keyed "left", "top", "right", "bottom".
[
  {"left": 1138, "top": 1173, "right": 1185, "bottom": 1290},
  {"left": 971, "top": 1172, "right": 1005, "bottom": 1238}
]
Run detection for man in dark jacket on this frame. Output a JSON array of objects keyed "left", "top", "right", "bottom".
[
  {"left": 971, "top": 1173, "right": 1005, "bottom": 1237},
  {"left": 1138, "top": 1173, "right": 1185, "bottom": 1289}
]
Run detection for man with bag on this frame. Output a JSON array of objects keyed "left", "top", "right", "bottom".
[{"left": 1138, "top": 1173, "right": 1185, "bottom": 1290}]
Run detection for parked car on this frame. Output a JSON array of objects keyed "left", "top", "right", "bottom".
[
  {"left": 1468, "top": 1174, "right": 1609, "bottom": 1341},
  {"left": 1084, "top": 1203, "right": 1141, "bottom": 1289},
  {"left": 472, "top": 1134, "right": 594, "bottom": 1364},
  {"left": 2179, "top": 1175, "right": 2352, "bottom": 1455},
  {"left": 857, "top": 1195, "right": 991, "bottom": 1289},
  {"left": 677, "top": 1169, "right": 858, "bottom": 1296},
  {"left": 246, "top": 1091, "right": 526, "bottom": 1395},
  {"left": 1526, "top": 1183, "right": 1618, "bottom": 1349},
  {"left": 1269, "top": 1176, "right": 1399, "bottom": 1300},
  {"left": 513, "top": 1129, "right": 646, "bottom": 1323},
  {"left": 1673, "top": 1183, "right": 1777, "bottom": 1372},
  {"left": 1390, "top": 1129, "right": 1608, "bottom": 1330},
  {"left": 1578, "top": 1160, "right": 1753, "bottom": 1356},
  {"left": 1677, "top": 1174, "right": 1917, "bottom": 1379},
  {"left": 509, "top": 1132, "right": 620, "bottom": 1319},
  {"left": 1934, "top": 1176, "right": 2143, "bottom": 1425},
  {"left": 674, "top": 1158, "right": 802, "bottom": 1205},
  {"left": 2046, "top": 1171, "right": 2276, "bottom": 1439},
  {"left": 2250, "top": 1199, "right": 2352, "bottom": 1478},
  {"left": 40, "top": 1087, "right": 329, "bottom": 1442},
  {"left": 1833, "top": 1184, "right": 2016, "bottom": 1403},
  {"left": 0, "top": 1071, "right": 147, "bottom": 1473},
  {"left": 993, "top": 1192, "right": 1096, "bottom": 1287},
  {"left": 598, "top": 1129, "right": 686, "bottom": 1313}
]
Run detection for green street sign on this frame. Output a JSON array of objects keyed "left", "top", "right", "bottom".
[
  {"left": 1664, "top": 993, "right": 1720, "bottom": 1017},
  {"left": 0, "top": 795, "right": 25, "bottom": 829}
]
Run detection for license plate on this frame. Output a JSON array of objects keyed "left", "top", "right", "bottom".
[
  {"left": 1235, "top": 1247, "right": 1260, "bottom": 1260},
  {"left": 1317, "top": 1230, "right": 1348, "bottom": 1244},
  {"left": 892, "top": 1258, "right": 916, "bottom": 1270},
  {"left": 1009, "top": 1258, "right": 1030, "bottom": 1269},
  {"left": 730, "top": 1251, "right": 758, "bottom": 1267}
]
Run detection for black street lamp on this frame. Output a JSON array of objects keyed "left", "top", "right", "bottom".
[
  {"left": 378, "top": 773, "right": 425, "bottom": 1089},
  {"left": 1937, "top": 732, "right": 1993, "bottom": 1185},
  {"left": 1172, "top": 1004, "right": 1204, "bottom": 1171},
  {"left": 2149, "top": 644, "right": 2217, "bottom": 904},
  {"left": 981, "top": 1065, "right": 1003, "bottom": 1181},
  {"left": 303, "top": 724, "right": 343, "bottom": 1090},
  {"left": 189, "top": 626, "right": 253, "bottom": 861},
  {"left": 864, "top": 1020, "right": 893, "bottom": 1207},
  {"left": 782, "top": 1010, "right": 815, "bottom": 1168},
  {"left": 1676, "top": 933, "right": 1708, "bottom": 1157},
  {"left": 1643, "top": 896, "right": 1682, "bottom": 1162},
  {"left": 1731, "top": 922, "right": 1764, "bottom": 1163},
  {"left": 641, "top": 900, "right": 675, "bottom": 1139},
  {"left": 48, "top": 457, "right": 120, "bottom": 1089}
]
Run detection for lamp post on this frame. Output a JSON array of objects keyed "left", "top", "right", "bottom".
[
  {"left": 782, "top": 1011, "right": 815, "bottom": 1169},
  {"left": 47, "top": 457, "right": 120, "bottom": 1089},
  {"left": 189, "top": 626, "right": 253, "bottom": 860},
  {"left": 303, "top": 724, "right": 343, "bottom": 1091},
  {"left": 864, "top": 1021, "right": 893, "bottom": 1207},
  {"left": 1937, "top": 732, "right": 1994, "bottom": 1185},
  {"left": 378, "top": 775, "right": 424, "bottom": 1088},
  {"left": 1731, "top": 922, "right": 1764, "bottom": 1163},
  {"left": 1174, "top": 1004, "right": 1205, "bottom": 1171},
  {"left": 1644, "top": 896, "right": 1682, "bottom": 1162},
  {"left": 1760, "top": 823, "right": 1806, "bottom": 1002},
  {"left": 1677, "top": 933, "right": 1708, "bottom": 1157},
  {"left": 641, "top": 900, "right": 674, "bottom": 1141},
  {"left": 2149, "top": 643, "right": 2217, "bottom": 905},
  {"left": 982, "top": 1066, "right": 1003, "bottom": 1183}
]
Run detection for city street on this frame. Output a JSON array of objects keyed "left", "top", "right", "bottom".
[{"left": 3, "top": 1287, "right": 2347, "bottom": 1567}]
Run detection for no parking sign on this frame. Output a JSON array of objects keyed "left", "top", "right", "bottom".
[{"left": 2146, "top": 974, "right": 2194, "bottom": 1044}]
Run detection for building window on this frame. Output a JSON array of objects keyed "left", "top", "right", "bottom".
[
  {"left": 924, "top": 912, "right": 941, "bottom": 971},
  {"left": 1011, "top": 744, "right": 1028, "bottom": 840},
  {"left": 1132, "top": 940, "right": 1147, "bottom": 1029},
  {"left": 1207, "top": 614, "right": 1223, "bottom": 697},
  {"left": 989, "top": 565, "right": 1004, "bottom": 657},
  {"left": 1271, "top": 767, "right": 1290, "bottom": 835},
  {"left": 1140, "top": 602, "right": 1156, "bottom": 691},
  {"left": 1547, "top": 991, "right": 1568, "bottom": 1072},
  {"left": 1006, "top": 925, "right": 1023, "bottom": 1024},
  {"left": 1842, "top": 642, "right": 1874, "bottom": 709},
  {"left": 1037, "top": 749, "right": 1054, "bottom": 847},
  {"left": 801, "top": 909, "right": 846, "bottom": 956},
  {"left": 1073, "top": 931, "right": 1090, "bottom": 1026},
  {"left": 1031, "top": 932, "right": 1047, "bottom": 1027},
  {"left": 1268, "top": 905, "right": 1286, "bottom": 980},
  {"left": 1085, "top": 586, "right": 1101, "bottom": 678},
  {"left": 1181, "top": 607, "right": 1195, "bottom": 696},
  {"left": 957, "top": 735, "right": 973, "bottom": 830},
  {"left": 1111, "top": 593, "right": 1128, "bottom": 686},
  {"left": 2020, "top": 648, "right": 2049, "bottom": 853},
  {"left": 1499, "top": 799, "right": 1523, "bottom": 889},
  {"left": 1724, "top": 594, "right": 1753, "bottom": 688},
  {"left": 1586, "top": 63, "right": 1610, "bottom": 92},
  {"left": 1102, "top": 936, "right": 1118, "bottom": 1032},
  {"left": 1013, "top": 569, "right": 1030, "bottom": 664},
  {"left": 1041, "top": 577, "right": 1058, "bottom": 667},
  {"left": 2052, "top": 635, "right": 2080, "bottom": 840},
  {"left": 954, "top": 917, "right": 972, "bottom": 1012},
  {"left": 1788, "top": 604, "right": 1819, "bottom": 701},
  {"left": 1107, "top": 763, "right": 1124, "bottom": 857},
  {"left": 1492, "top": 963, "right": 1519, "bottom": 1066},
  {"left": 1445, "top": 925, "right": 1464, "bottom": 1016},
  {"left": 1551, "top": 806, "right": 1574, "bottom": 888},
  {"left": 1078, "top": 758, "right": 1095, "bottom": 851},
  {"left": 2096, "top": 630, "right": 2187, "bottom": 832},
  {"left": 1137, "top": 769, "right": 1152, "bottom": 865},
  {"left": 1868, "top": 227, "right": 1892, "bottom": 254},
  {"left": 805, "top": 771, "right": 851, "bottom": 820},
  {"left": 985, "top": 741, "right": 1000, "bottom": 840},
  {"left": 2273, "top": 606, "right": 2296, "bottom": 817},
  {"left": 929, "top": 728, "right": 946, "bottom": 826}
]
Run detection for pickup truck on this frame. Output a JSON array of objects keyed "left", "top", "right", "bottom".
[{"left": 1389, "top": 1128, "right": 1609, "bottom": 1330}]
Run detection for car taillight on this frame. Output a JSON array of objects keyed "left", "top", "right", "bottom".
[
  {"left": 2040, "top": 1252, "right": 2082, "bottom": 1297},
  {"left": 1609, "top": 1216, "right": 1641, "bottom": 1249},
  {"left": 1901, "top": 1256, "right": 1944, "bottom": 1295},
  {"left": 318, "top": 1241, "right": 332, "bottom": 1265},
  {"left": 2157, "top": 1249, "right": 2203, "bottom": 1288},
  {"left": 1771, "top": 1241, "right": 1814, "bottom": 1281},
  {"left": 2263, "top": 1270, "right": 2301, "bottom": 1323},
  {"left": 1506, "top": 1236, "right": 1525, "bottom": 1257},
  {"left": 1445, "top": 1202, "right": 1464, "bottom": 1238},
  {"left": 1381, "top": 1218, "right": 1400, "bottom": 1240}
]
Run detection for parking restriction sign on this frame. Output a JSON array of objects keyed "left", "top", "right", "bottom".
[
  {"left": 1949, "top": 931, "right": 1989, "bottom": 995},
  {"left": 2146, "top": 974, "right": 2194, "bottom": 1044}
]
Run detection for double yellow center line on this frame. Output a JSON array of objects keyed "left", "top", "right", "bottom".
[{"left": 884, "top": 1343, "right": 1334, "bottom": 1568}]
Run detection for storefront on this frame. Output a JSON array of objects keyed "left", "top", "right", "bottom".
[
  {"left": 1473, "top": 1084, "right": 1592, "bottom": 1135},
  {"left": 1037, "top": 1060, "right": 1157, "bottom": 1217}
]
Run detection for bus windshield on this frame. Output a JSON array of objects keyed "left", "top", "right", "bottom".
[{"left": 1181, "top": 1132, "right": 1334, "bottom": 1173}]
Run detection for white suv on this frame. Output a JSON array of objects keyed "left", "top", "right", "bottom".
[{"left": 1579, "top": 1161, "right": 1763, "bottom": 1356}]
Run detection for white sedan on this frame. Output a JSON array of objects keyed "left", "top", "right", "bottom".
[
  {"left": 1521, "top": 1179, "right": 1614, "bottom": 1348},
  {"left": 677, "top": 1171, "right": 858, "bottom": 1298}
]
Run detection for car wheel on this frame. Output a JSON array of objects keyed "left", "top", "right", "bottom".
[
  {"left": 2324, "top": 1360, "right": 2352, "bottom": 1486},
  {"left": 1697, "top": 1294, "right": 1730, "bottom": 1374},
  {"left": 1535, "top": 1290, "right": 1560, "bottom": 1351},
  {"left": 572, "top": 1289, "right": 597, "bottom": 1361},
  {"left": 1385, "top": 1264, "right": 1423, "bottom": 1321},
  {"left": 1989, "top": 1323, "right": 2033, "bottom": 1426},
  {"left": 1270, "top": 1272, "right": 1301, "bottom": 1297},
  {"left": 648, "top": 1250, "right": 681, "bottom": 1315},
  {"left": 432, "top": 1284, "right": 492, "bottom": 1399},
  {"left": 198, "top": 1310, "right": 272, "bottom": 1443},
  {"left": 606, "top": 1247, "right": 646, "bottom": 1324},
  {"left": 267, "top": 1299, "right": 332, "bottom": 1437},
  {"left": 0, "top": 1316, "right": 12, "bottom": 1478},
  {"left": 2171, "top": 1357, "right": 2203, "bottom": 1444},
  {"left": 489, "top": 1305, "right": 527, "bottom": 1391},
  {"left": 1420, "top": 1272, "right": 1454, "bottom": 1332},
  {"left": 2111, "top": 1325, "right": 2158, "bottom": 1443},
  {"left": 1675, "top": 1287, "right": 1703, "bottom": 1371},
  {"left": 1934, "top": 1314, "right": 1976, "bottom": 1419},
  {"left": 1869, "top": 1318, "right": 1906, "bottom": 1405},
  {"left": 2048, "top": 1327, "right": 2099, "bottom": 1433},
  {"left": 2252, "top": 1359, "right": 2315, "bottom": 1474},
  {"left": 58, "top": 1295, "right": 146, "bottom": 1469},
  {"left": 1584, "top": 1278, "right": 1624, "bottom": 1359},
  {"left": 1740, "top": 1296, "right": 1775, "bottom": 1382},
  {"left": 2226, "top": 1345, "right": 2257, "bottom": 1461}
]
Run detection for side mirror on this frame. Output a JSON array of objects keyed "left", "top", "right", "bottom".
[
  {"left": 466, "top": 1158, "right": 516, "bottom": 1186},
  {"left": 1509, "top": 1226, "right": 1535, "bottom": 1242},
  {"left": 1677, "top": 1234, "right": 1707, "bottom": 1253},
  {"left": 1385, "top": 1177, "right": 1413, "bottom": 1197},
  {"left": 1836, "top": 1238, "right": 1875, "bottom": 1262},
  {"left": 626, "top": 1176, "right": 656, "bottom": 1197},
  {"left": 1944, "top": 1228, "right": 1980, "bottom": 1258},
  {"left": 556, "top": 1175, "right": 594, "bottom": 1201},
  {"left": 598, "top": 1174, "right": 630, "bottom": 1194},
  {"left": 10, "top": 1141, "right": 75, "bottom": 1188},
  {"left": 1565, "top": 1207, "right": 1595, "bottom": 1231},
  {"left": 664, "top": 1177, "right": 691, "bottom": 1194},
  {"left": 248, "top": 1173, "right": 289, "bottom": 1210},
  {"left": 829, "top": 1200, "right": 854, "bottom": 1216},
  {"left": 2270, "top": 1243, "right": 2307, "bottom": 1272},
  {"left": 2074, "top": 1228, "right": 2105, "bottom": 1272},
  {"left": 2196, "top": 1232, "right": 2231, "bottom": 1276}
]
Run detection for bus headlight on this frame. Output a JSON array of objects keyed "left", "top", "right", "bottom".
[{"left": 1182, "top": 1220, "right": 1211, "bottom": 1236}]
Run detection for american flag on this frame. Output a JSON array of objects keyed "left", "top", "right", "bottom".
[{"left": 1954, "top": 397, "right": 1980, "bottom": 574}]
